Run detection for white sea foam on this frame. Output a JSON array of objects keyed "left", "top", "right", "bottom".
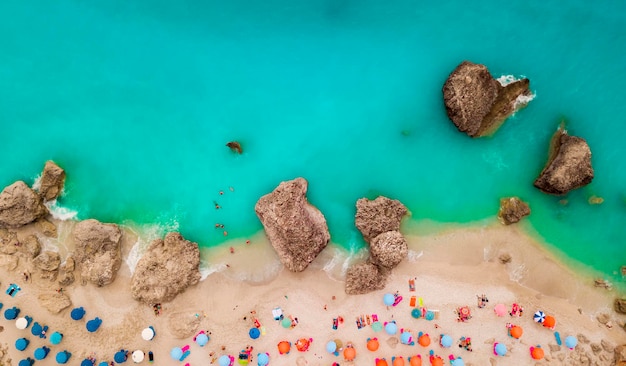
[
  {"left": 496, "top": 74, "right": 519, "bottom": 86},
  {"left": 32, "top": 174, "right": 42, "bottom": 191},
  {"left": 496, "top": 74, "right": 536, "bottom": 109},
  {"left": 44, "top": 200, "right": 78, "bottom": 221},
  {"left": 407, "top": 249, "right": 423, "bottom": 262}
]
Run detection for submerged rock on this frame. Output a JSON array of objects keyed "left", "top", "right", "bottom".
[
  {"left": 497, "top": 197, "right": 530, "bottom": 225},
  {"left": 534, "top": 126, "right": 594, "bottom": 195},
  {"left": 226, "top": 141, "right": 243, "bottom": 154},
  {"left": 369, "top": 231, "right": 408, "bottom": 269},
  {"left": 38, "top": 160, "right": 66, "bottom": 201},
  {"left": 355, "top": 196, "right": 408, "bottom": 243},
  {"left": 255, "top": 177, "right": 330, "bottom": 272},
  {"left": 442, "top": 61, "right": 531, "bottom": 137},
  {"left": 131, "top": 232, "right": 201, "bottom": 304},
  {"left": 0, "top": 181, "right": 48, "bottom": 228},
  {"left": 345, "top": 262, "right": 388, "bottom": 295},
  {"left": 73, "top": 219, "right": 123, "bottom": 287}
]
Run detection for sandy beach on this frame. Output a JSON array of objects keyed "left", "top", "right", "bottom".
[{"left": 1, "top": 217, "right": 625, "bottom": 366}]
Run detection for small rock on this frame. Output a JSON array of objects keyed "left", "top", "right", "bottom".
[
  {"left": 601, "top": 339, "right": 614, "bottom": 353},
  {"left": 0, "top": 229, "right": 18, "bottom": 254},
  {"left": 594, "top": 278, "right": 612, "bottom": 290},
  {"left": 35, "top": 219, "right": 57, "bottom": 237},
  {"left": 226, "top": 141, "right": 243, "bottom": 154},
  {"left": 58, "top": 271, "right": 75, "bottom": 286},
  {"left": 61, "top": 256, "right": 75, "bottom": 272},
  {"left": 557, "top": 353, "right": 565, "bottom": 361},
  {"left": 386, "top": 337, "right": 399, "bottom": 348},
  {"left": 577, "top": 334, "right": 590, "bottom": 344},
  {"left": 549, "top": 344, "right": 561, "bottom": 352},
  {"left": 615, "top": 298, "right": 626, "bottom": 314},
  {"left": 33, "top": 251, "right": 61, "bottom": 271},
  {"left": 37, "top": 161, "right": 66, "bottom": 201},
  {"left": 167, "top": 311, "right": 202, "bottom": 339},
  {"left": 40, "top": 270, "right": 58, "bottom": 281},
  {"left": 590, "top": 343, "right": 602, "bottom": 354},
  {"left": 588, "top": 195, "right": 604, "bottom": 205},
  {"left": 497, "top": 197, "right": 531, "bottom": 225},
  {"left": 596, "top": 313, "right": 610, "bottom": 325},
  {"left": 498, "top": 253, "right": 512, "bottom": 264},
  {"left": 0, "top": 254, "right": 19, "bottom": 270},
  {"left": 18, "top": 234, "right": 41, "bottom": 258},
  {"left": 38, "top": 292, "right": 72, "bottom": 313}
]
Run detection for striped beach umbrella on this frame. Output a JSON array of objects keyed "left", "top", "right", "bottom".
[{"left": 533, "top": 311, "right": 545, "bottom": 323}]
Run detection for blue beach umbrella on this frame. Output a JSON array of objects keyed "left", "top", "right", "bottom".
[
  {"left": 257, "top": 352, "right": 269, "bottom": 366},
  {"left": 425, "top": 311, "right": 435, "bottom": 321},
  {"left": 55, "top": 350, "right": 71, "bottom": 364},
  {"left": 170, "top": 347, "right": 183, "bottom": 361},
  {"left": 565, "top": 336, "right": 578, "bottom": 349},
  {"left": 451, "top": 357, "right": 465, "bottom": 366},
  {"left": 98, "top": 362, "right": 108, "bottom": 366},
  {"left": 495, "top": 343, "right": 507, "bottom": 356},
  {"left": 81, "top": 359, "right": 94, "bottom": 366},
  {"left": 196, "top": 333, "right": 209, "bottom": 346},
  {"left": 4, "top": 306, "right": 20, "bottom": 320},
  {"left": 383, "top": 293, "right": 395, "bottom": 306},
  {"left": 31, "top": 322, "right": 43, "bottom": 336},
  {"left": 218, "top": 355, "right": 231, "bottom": 366},
  {"left": 400, "top": 331, "right": 412, "bottom": 344},
  {"left": 49, "top": 332, "right": 63, "bottom": 345},
  {"left": 326, "top": 341, "right": 337, "bottom": 354},
  {"left": 533, "top": 311, "right": 545, "bottom": 323},
  {"left": 71, "top": 307, "right": 86, "bottom": 320},
  {"left": 384, "top": 322, "right": 398, "bottom": 335},
  {"left": 114, "top": 350, "right": 128, "bottom": 363},
  {"left": 34, "top": 346, "right": 50, "bottom": 360},
  {"left": 15, "top": 338, "right": 29, "bottom": 351},
  {"left": 249, "top": 327, "right": 260, "bottom": 340},
  {"left": 18, "top": 358, "right": 34, "bottom": 366},
  {"left": 411, "top": 308, "right": 422, "bottom": 319},
  {"left": 440, "top": 334, "right": 453, "bottom": 348},
  {"left": 86, "top": 317, "right": 102, "bottom": 332}
]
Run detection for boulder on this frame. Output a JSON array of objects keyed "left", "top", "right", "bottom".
[
  {"left": 601, "top": 339, "right": 614, "bottom": 353},
  {"left": 355, "top": 196, "right": 408, "bottom": 243},
  {"left": 18, "top": 234, "right": 41, "bottom": 258},
  {"left": 35, "top": 218, "right": 57, "bottom": 237},
  {"left": 616, "top": 345, "right": 626, "bottom": 366},
  {"left": 345, "top": 262, "right": 388, "bottom": 295},
  {"left": 73, "top": 219, "right": 123, "bottom": 287},
  {"left": 38, "top": 292, "right": 72, "bottom": 314},
  {"left": 0, "top": 181, "right": 48, "bottom": 228},
  {"left": 58, "top": 256, "right": 76, "bottom": 286},
  {"left": 33, "top": 251, "right": 61, "bottom": 271},
  {"left": 255, "top": 178, "right": 330, "bottom": 272},
  {"left": 534, "top": 126, "right": 594, "bottom": 195},
  {"left": 0, "top": 254, "right": 19, "bottom": 271},
  {"left": 369, "top": 231, "right": 408, "bottom": 269},
  {"left": 131, "top": 232, "right": 201, "bottom": 303},
  {"left": 615, "top": 298, "right": 626, "bottom": 314},
  {"left": 226, "top": 141, "right": 243, "bottom": 154},
  {"left": 442, "top": 61, "right": 531, "bottom": 137},
  {"left": 0, "top": 229, "right": 19, "bottom": 254},
  {"left": 38, "top": 161, "right": 66, "bottom": 201},
  {"left": 167, "top": 311, "right": 202, "bottom": 339},
  {"left": 497, "top": 197, "right": 530, "bottom": 225}
]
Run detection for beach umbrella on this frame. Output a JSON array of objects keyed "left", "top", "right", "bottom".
[
  {"left": 248, "top": 327, "right": 260, "bottom": 340},
  {"left": 376, "top": 359, "right": 389, "bottom": 366},
  {"left": 141, "top": 327, "right": 155, "bottom": 341},
  {"left": 31, "top": 322, "right": 43, "bottom": 336},
  {"left": 4, "top": 306, "right": 20, "bottom": 320},
  {"left": 383, "top": 293, "right": 395, "bottom": 306},
  {"left": 440, "top": 334, "right": 453, "bottom": 348},
  {"left": 371, "top": 321, "right": 383, "bottom": 332},
  {"left": 408, "top": 355, "right": 422, "bottom": 366},
  {"left": 114, "top": 350, "right": 128, "bottom": 363},
  {"left": 400, "top": 332, "right": 412, "bottom": 345},
  {"left": 218, "top": 355, "right": 231, "bottom": 366},
  {"left": 98, "top": 362, "right": 108, "bottom": 366},
  {"left": 533, "top": 311, "right": 545, "bottom": 323},
  {"left": 418, "top": 334, "right": 430, "bottom": 347},
  {"left": 16, "top": 317, "right": 29, "bottom": 329},
  {"left": 565, "top": 336, "right": 578, "bottom": 349},
  {"left": 543, "top": 315, "right": 556, "bottom": 329},
  {"left": 86, "top": 317, "right": 102, "bottom": 332},
  {"left": 277, "top": 341, "right": 291, "bottom": 354},
  {"left": 494, "top": 304, "right": 507, "bottom": 317},
  {"left": 81, "top": 359, "right": 94, "bottom": 366},
  {"left": 170, "top": 348, "right": 183, "bottom": 361},
  {"left": 411, "top": 308, "right": 421, "bottom": 319},
  {"left": 425, "top": 311, "right": 435, "bottom": 321},
  {"left": 196, "top": 333, "right": 209, "bottom": 346},
  {"left": 18, "top": 358, "right": 34, "bottom": 366},
  {"left": 367, "top": 338, "right": 380, "bottom": 351},
  {"left": 393, "top": 356, "right": 405, "bottom": 366},
  {"left": 384, "top": 322, "right": 398, "bottom": 335},
  {"left": 531, "top": 346, "right": 544, "bottom": 360},
  {"left": 257, "top": 352, "right": 269, "bottom": 366},
  {"left": 55, "top": 350, "right": 71, "bottom": 364},
  {"left": 295, "top": 338, "right": 312, "bottom": 352},
  {"left": 430, "top": 356, "right": 443, "bottom": 366},
  {"left": 71, "top": 307, "right": 86, "bottom": 321},
  {"left": 34, "top": 346, "right": 50, "bottom": 360},
  {"left": 509, "top": 325, "right": 523, "bottom": 339},
  {"left": 50, "top": 332, "right": 63, "bottom": 345},
  {"left": 132, "top": 350, "right": 144, "bottom": 363},
  {"left": 281, "top": 317, "right": 292, "bottom": 328},
  {"left": 326, "top": 341, "right": 337, "bottom": 354},
  {"left": 451, "top": 357, "right": 465, "bottom": 366},
  {"left": 343, "top": 346, "right": 356, "bottom": 361},
  {"left": 494, "top": 343, "right": 507, "bottom": 356},
  {"left": 15, "top": 338, "right": 29, "bottom": 351}
]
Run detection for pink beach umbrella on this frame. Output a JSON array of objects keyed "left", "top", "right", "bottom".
[{"left": 494, "top": 304, "right": 507, "bottom": 317}]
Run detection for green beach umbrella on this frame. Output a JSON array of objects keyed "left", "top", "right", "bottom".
[{"left": 281, "top": 318, "right": 292, "bottom": 328}]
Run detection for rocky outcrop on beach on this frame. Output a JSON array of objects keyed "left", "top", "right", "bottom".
[
  {"left": 131, "top": 232, "right": 201, "bottom": 304},
  {"left": 0, "top": 181, "right": 48, "bottom": 228},
  {"left": 18, "top": 234, "right": 42, "bottom": 258},
  {"left": 497, "top": 197, "right": 530, "bottom": 225},
  {"left": 0, "top": 253, "right": 19, "bottom": 271},
  {"left": 355, "top": 196, "right": 408, "bottom": 243},
  {"left": 35, "top": 218, "right": 57, "bottom": 237},
  {"left": 168, "top": 311, "right": 202, "bottom": 339},
  {"left": 615, "top": 298, "right": 626, "bottom": 314},
  {"left": 369, "top": 231, "right": 408, "bottom": 269},
  {"left": 73, "top": 219, "right": 123, "bottom": 287},
  {"left": 345, "top": 262, "right": 388, "bottom": 295},
  {"left": 37, "top": 160, "right": 66, "bottom": 201},
  {"left": 38, "top": 292, "right": 72, "bottom": 314},
  {"left": 616, "top": 345, "right": 626, "bottom": 365},
  {"left": 33, "top": 250, "right": 61, "bottom": 280},
  {"left": 58, "top": 256, "right": 76, "bottom": 286},
  {"left": 442, "top": 61, "right": 531, "bottom": 137},
  {"left": 0, "top": 229, "right": 19, "bottom": 254},
  {"left": 534, "top": 126, "right": 594, "bottom": 195},
  {"left": 255, "top": 177, "right": 330, "bottom": 272}
]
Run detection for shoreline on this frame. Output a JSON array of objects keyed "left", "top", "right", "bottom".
[{"left": 1, "top": 217, "right": 625, "bottom": 365}]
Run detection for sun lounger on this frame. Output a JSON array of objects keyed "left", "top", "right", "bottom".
[
  {"left": 409, "top": 279, "right": 416, "bottom": 291},
  {"left": 272, "top": 307, "right": 283, "bottom": 321},
  {"left": 554, "top": 331, "right": 562, "bottom": 346},
  {"left": 410, "top": 296, "right": 417, "bottom": 307}
]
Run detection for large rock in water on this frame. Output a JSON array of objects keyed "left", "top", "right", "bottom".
[
  {"left": 131, "top": 232, "right": 201, "bottom": 303},
  {"left": 38, "top": 161, "right": 66, "bottom": 201},
  {"left": 497, "top": 197, "right": 531, "bottom": 225},
  {"left": 534, "top": 126, "right": 594, "bottom": 195},
  {"left": 442, "top": 61, "right": 531, "bottom": 137},
  {"left": 0, "top": 181, "right": 49, "bottom": 228},
  {"left": 345, "top": 262, "right": 388, "bottom": 295},
  {"left": 73, "top": 219, "right": 123, "bottom": 287},
  {"left": 369, "top": 231, "right": 408, "bottom": 269},
  {"left": 255, "top": 178, "right": 330, "bottom": 272},
  {"left": 355, "top": 196, "right": 408, "bottom": 243}
]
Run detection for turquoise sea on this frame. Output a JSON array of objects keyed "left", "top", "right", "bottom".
[{"left": 1, "top": 1, "right": 625, "bottom": 284}]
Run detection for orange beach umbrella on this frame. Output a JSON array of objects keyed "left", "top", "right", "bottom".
[
  {"left": 531, "top": 346, "right": 544, "bottom": 360},
  {"left": 510, "top": 325, "right": 523, "bottom": 339},
  {"left": 393, "top": 356, "right": 405, "bottom": 366},
  {"left": 543, "top": 315, "right": 556, "bottom": 329},
  {"left": 376, "top": 359, "right": 389, "bottom": 366},
  {"left": 409, "top": 355, "right": 422, "bottom": 366},
  {"left": 429, "top": 355, "right": 443, "bottom": 366},
  {"left": 343, "top": 345, "right": 356, "bottom": 361},
  {"left": 367, "top": 338, "right": 380, "bottom": 351},
  {"left": 418, "top": 334, "right": 431, "bottom": 347},
  {"left": 277, "top": 341, "right": 290, "bottom": 354}
]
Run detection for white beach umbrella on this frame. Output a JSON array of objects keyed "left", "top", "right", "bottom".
[
  {"left": 15, "top": 317, "right": 28, "bottom": 330},
  {"left": 141, "top": 327, "right": 155, "bottom": 341},
  {"left": 533, "top": 310, "right": 545, "bottom": 323},
  {"left": 132, "top": 350, "right": 144, "bottom": 363}
]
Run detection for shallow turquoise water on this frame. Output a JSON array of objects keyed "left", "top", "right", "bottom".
[{"left": 1, "top": 0, "right": 625, "bottom": 282}]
